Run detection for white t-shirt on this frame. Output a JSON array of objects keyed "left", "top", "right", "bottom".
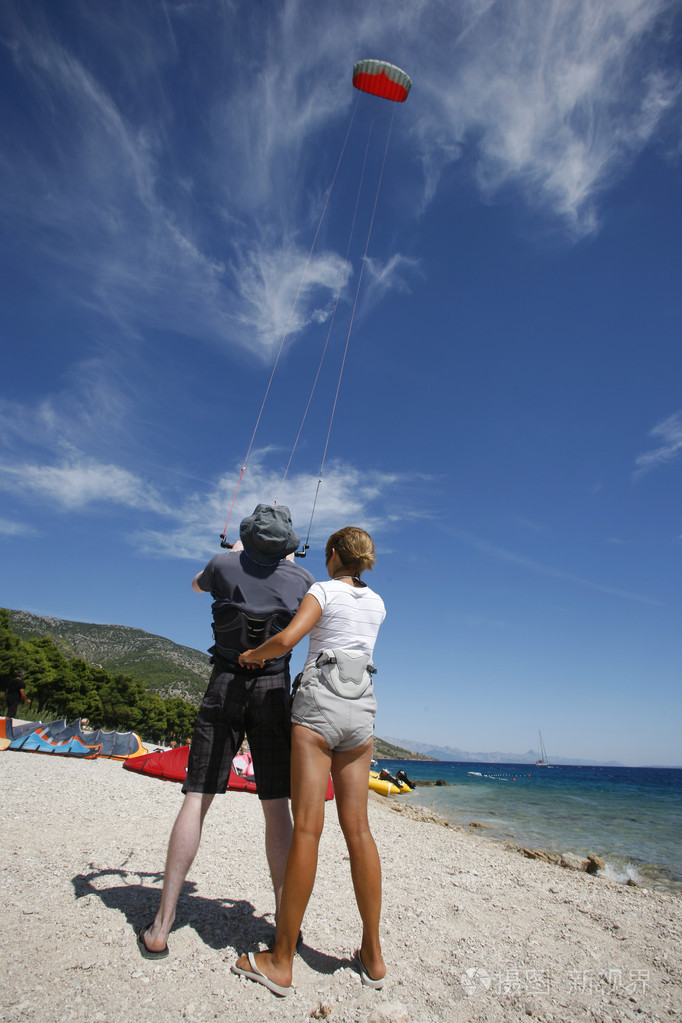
[{"left": 303, "top": 579, "right": 386, "bottom": 671}]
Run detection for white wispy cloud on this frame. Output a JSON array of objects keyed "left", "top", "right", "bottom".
[
  {"left": 634, "top": 410, "right": 682, "bottom": 479},
  {"left": 0, "top": 8, "right": 332, "bottom": 357},
  {"left": 0, "top": 21, "right": 220, "bottom": 337},
  {"left": 133, "top": 455, "right": 408, "bottom": 561},
  {"left": 461, "top": 614, "right": 508, "bottom": 629},
  {"left": 516, "top": 517, "right": 548, "bottom": 533},
  {"left": 0, "top": 517, "right": 37, "bottom": 538},
  {"left": 460, "top": 531, "right": 663, "bottom": 605},
  {"left": 0, "top": 363, "right": 143, "bottom": 475},
  {"left": 0, "top": 439, "right": 420, "bottom": 560},
  {"left": 233, "top": 243, "right": 352, "bottom": 356},
  {"left": 362, "top": 254, "right": 421, "bottom": 311},
  {"left": 0, "top": 457, "right": 168, "bottom": 514},
  {"left": 414, "top": 0, "right": 680, "bottom": 234}
]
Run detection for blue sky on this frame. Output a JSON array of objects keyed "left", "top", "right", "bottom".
[{"left": 1, "top": 0, "right": 681, "bottom": 766}]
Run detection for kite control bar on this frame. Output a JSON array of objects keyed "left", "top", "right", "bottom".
[{"left": 219, "top": 534, "right": 309, "bottom": 557}]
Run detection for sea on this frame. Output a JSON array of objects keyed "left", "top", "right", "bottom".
[{"left": 377, "top": 760, "right": 682, "bottom": 895}]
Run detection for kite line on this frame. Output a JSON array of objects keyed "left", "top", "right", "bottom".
[{"left": 220, "top": 60, "right": 412, "bottom": 551}]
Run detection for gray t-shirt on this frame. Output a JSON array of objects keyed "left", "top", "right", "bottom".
[{"left": 197, "top": 551, "right": 315, "bottom": 669}]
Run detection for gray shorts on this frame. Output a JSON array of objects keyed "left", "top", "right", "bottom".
[{"left": 291, "top": 657, "right": 377, "bottom": 752}]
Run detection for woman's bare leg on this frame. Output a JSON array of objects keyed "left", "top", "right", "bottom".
[
  {"left": 332, "top": 738, "right": 385, "bottom": 982},
  {"left": 234, "top": 725, "right": 331, "bottom": 988}
]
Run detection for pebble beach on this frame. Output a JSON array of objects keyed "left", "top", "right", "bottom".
[{"left": 2, "top": 752, "right": 680, "bottom": 1023}]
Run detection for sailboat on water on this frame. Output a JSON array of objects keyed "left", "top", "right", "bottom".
[{"left": 536, "top": 730, "right": 550, "bottom": 767}]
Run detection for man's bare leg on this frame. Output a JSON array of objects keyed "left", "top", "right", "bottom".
[
  {"left": 142, "top": 792, "right": 214, "bottom": 953},
  {"left": 260, "top": 797, "right": 293, "bottom": 921}
]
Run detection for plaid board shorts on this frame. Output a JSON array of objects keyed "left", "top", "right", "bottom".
[{"left": 183, "top": 661, "right": 292, "bottom": 800}]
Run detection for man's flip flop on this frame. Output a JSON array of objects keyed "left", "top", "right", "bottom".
[
  {"left": 231, "top": 951, "right": 290, "bottom": 997},
  {"left": 354, "top": 949, "right": 385, "bottom": 990},
  {"left": 137, "top": 925, "right": 169, "bottom": 960}
]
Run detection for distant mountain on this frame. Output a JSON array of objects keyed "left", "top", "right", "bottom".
[
  {"left": 372, "top": 737, "right": 435, "bottom": 761},
  {"left": 8, "top": 609, "right": 210, "bottom": 704},
  {"left": 382, "top": 736, "right": 624, "bottom": 767}
]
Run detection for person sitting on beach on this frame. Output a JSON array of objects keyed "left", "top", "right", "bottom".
[
  {"left": 232, "top": 526, "right": 386, "bottom": 996},
  {"left": 137, "top": 504, "right": 314, "bottom": 960},
  {"left": 395, "top": 769, "right": 415, "bottom": 790}
]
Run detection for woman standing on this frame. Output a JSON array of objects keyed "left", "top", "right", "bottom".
[{"left": 232, "top": 526, "right": 386, "bottom": 996}]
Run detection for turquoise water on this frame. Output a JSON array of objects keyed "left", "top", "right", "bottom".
[{"left": 378, "top": 761, "right": 682, "bottom": 894}]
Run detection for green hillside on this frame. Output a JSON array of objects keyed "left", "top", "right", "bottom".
[{"left": 8, "top": 610, "right": 210, "bottom": 704}]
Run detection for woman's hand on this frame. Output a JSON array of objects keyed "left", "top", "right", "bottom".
[
  {"left": 237, "top": 595, "right": 323, "bottom": 669},
  {"left": 239, "top": 649, "right": 266, "bottom": 668}
]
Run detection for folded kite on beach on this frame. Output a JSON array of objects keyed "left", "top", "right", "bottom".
[{"left": 1, "top": 717, "right": 145, "bottom": 759}]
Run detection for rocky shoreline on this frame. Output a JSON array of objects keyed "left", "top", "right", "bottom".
[{"left": 384, "top": 798, "right": 641, "bottom": 888}]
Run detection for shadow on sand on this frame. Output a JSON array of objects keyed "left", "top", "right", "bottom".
[{"left": 71, "top": 866, "right": 350, "bottom": 975}]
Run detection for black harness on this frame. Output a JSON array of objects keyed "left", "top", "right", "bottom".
[{"left": 211, "top": 604, "right": 294, "bottom": 666}]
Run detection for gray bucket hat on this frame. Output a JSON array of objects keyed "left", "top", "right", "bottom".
[{"left": 239, "top": 504, "right": 300, "bottom": 565}]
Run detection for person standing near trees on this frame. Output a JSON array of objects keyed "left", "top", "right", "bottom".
[
  {"left": 4, "top": 669, "right": 31, "bottom": 719},
  {"left": 138, "top": 504, "right": 314, "bottom": 959}
]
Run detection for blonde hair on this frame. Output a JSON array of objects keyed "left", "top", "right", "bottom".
[{"left": 325, "top": 526, "right": 376, "bottom": 575}]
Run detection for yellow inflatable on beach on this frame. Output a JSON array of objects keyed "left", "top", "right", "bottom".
[{"left": 369, "top": 770, "right": 411, "bottom": 797}]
